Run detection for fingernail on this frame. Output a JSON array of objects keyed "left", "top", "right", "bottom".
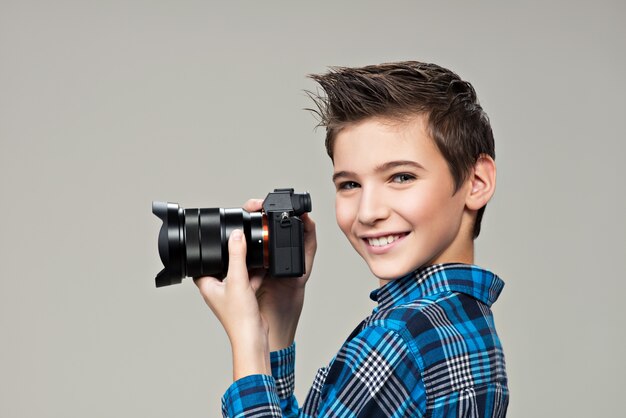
[{"left": 231, "top": 229, "right": 243, "bottom": 241}]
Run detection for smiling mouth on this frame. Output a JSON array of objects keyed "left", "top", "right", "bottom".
[{"left": 365, "top": 233, "right": 407, "bottom": 247}]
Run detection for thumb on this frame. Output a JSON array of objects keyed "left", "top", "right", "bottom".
[{"left": 226, "top": 229, "right": 248, "bottom": 285}]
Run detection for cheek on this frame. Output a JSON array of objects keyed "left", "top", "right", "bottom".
[
  {"left": 399, "top": 192, "right": 439, "bottom": 224},
  {"left": 335, "top": 198, "right": 356, "bottom": 235},
  {"left": 400, "top": 186, "right": 457, "bottom": 227}
]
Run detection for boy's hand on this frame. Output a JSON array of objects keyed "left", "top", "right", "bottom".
[
  {"left": 243, "top": 199, "right": 317, "bottom": 351},
  {"left": 194, "top": 229, "right": 271, "bottom": 380}
]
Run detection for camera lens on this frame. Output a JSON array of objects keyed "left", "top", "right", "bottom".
[{"left": 152, "top": 202, "right": 265, "bottom": 287}]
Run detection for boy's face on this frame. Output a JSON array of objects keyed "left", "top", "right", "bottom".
[{"left": 332, "top": 116, "right": 473, "bottom": 283}]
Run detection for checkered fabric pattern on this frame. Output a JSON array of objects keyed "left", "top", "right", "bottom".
[{"left": 221, "top": 263, "right": 508, "bottom": 417}]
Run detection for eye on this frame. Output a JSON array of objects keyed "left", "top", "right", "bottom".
[
  {"left": 337, "top": 181, "right": 360, "bottom": 190},
  {"left": 391, "top": 173, "right": 416, "bottom": 184}
]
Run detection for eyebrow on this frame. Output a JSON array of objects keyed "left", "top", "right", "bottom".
[{"left": 332, "top": 160, "right": 425, "bottom": 182}]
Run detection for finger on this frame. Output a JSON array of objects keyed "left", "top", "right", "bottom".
[
  {"left": 249, "top": 272, "right": 264, "bottom": 293},
  {"left": 299, "top": 214, "right": 317, "bottom": 279},
  {"left": 248, "top": 268, "right": 267, "bottom": 292},
  {"left": 242, "top": 198, "right": 263, "bottom": 213},
  {"left": 193, "top": 276, "right": 224, "bottom": 309},
  {"left": 301, "top": 212, "right": 315, "bottom": 231},
  {"left": 225, "top": 229, "right": 249, "bottom": 287},
  {"left": 301, "top": 213, "right": 317, "bottom": 254},
  {"left": 194, "top": 275, "right": 221, "bottom": 291},
  {"left": 249, "top": 268, "right": 268, "bottom": 280}
]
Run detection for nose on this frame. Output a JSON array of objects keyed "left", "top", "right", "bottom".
[{"left": 357, "top": 187, "right": 389, "bottom": 225}]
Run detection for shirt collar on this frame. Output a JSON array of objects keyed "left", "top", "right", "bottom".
[{"left": 369, "top": 263, "right": 505, "bottom": 311}]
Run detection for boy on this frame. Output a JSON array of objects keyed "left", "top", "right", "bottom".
[{"left": 195, "top": 61, "right": 509, "bottom": 417}]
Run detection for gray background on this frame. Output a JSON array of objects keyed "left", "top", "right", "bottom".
[{"left": 1, "top": 1, "right": 624, "bottom": 417}]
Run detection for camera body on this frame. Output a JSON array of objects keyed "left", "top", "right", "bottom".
[
  {"left": 262, "top": 189, "right": 309, "bottom": 278},
  {"left": 152, "top": 188, "right": 311, "bottom": 287}
]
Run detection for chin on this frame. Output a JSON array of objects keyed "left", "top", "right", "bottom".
[{"left": 367, "top": 261, "right": 417, "bottom": 282}]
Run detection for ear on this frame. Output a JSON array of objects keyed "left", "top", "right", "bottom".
[{"left": 465, "top": 155, "right": 496, "bottom": 211}]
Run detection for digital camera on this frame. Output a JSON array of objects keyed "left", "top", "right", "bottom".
[{"left": 152, "top": 188, "right": 311, "bottom": 287}]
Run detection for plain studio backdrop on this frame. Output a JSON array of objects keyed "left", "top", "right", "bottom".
[{"left": 1, "top": 1, "right": 624, "bottom": 417}]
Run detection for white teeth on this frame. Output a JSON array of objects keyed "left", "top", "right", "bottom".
[{"left": 367, "top": 235, "right": 401, "bottom": 247}]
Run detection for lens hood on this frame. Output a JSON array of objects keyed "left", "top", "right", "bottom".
[{"left": 152, "top": 201, "right": 185, "bottom": 287}]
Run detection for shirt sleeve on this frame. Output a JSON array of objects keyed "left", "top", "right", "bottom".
[{"left": 221, "top": 343, "right": 298, "bottom": 418}]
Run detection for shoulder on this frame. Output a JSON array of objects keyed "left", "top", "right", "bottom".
[
  {"left": 366, "top": 291, "right": 507, "bottom": 398},
  {"left": 368, "top": 290, "right": 503, "bottom": 355}
]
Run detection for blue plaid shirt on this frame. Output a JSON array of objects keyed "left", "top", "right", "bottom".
[{"left": 221, "top": 263, "right": 509, "bottom": 417}]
